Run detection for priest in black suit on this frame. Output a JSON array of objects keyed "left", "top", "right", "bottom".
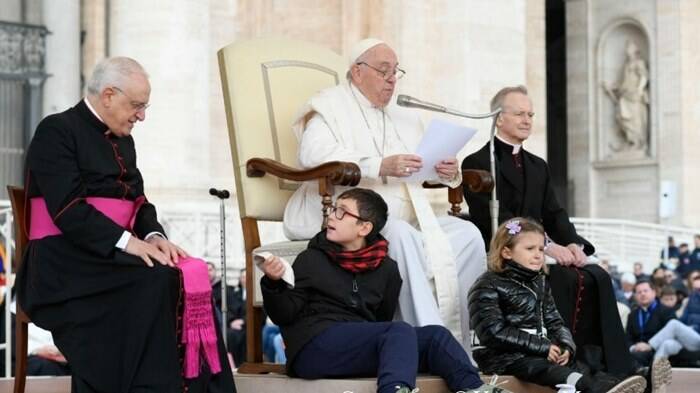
[
  {"left": 16, "top": 57, "right": 235, "bottom": 393},
  {"left": 462, "top": 85, "right": 638, "bottom": 377}
]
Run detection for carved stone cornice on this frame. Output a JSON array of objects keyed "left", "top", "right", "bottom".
[{"left": 0, "top": 21, "right": 48, "bottom": 78}]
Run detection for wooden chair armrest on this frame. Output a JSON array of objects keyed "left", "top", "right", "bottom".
[
  {"left": 420, "top": 169, "right": 494, "bottom": 216},
  {"left": 246, "top": 158, "right": 361, "bottom": 187},
  {"left": 462, "top": 169, "right": 493, "bottom": 193}
]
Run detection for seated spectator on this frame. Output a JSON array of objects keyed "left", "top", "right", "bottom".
[
  {"left": 262, "top": 320, "right": 286, "bottom": 364},
  {"left": 26, "top": 323, "right": 70, "bottom": 376},
  {"left": 633, "top": 278, "right": 700, "bottom": 364},
  {"left": 661, "top": 236, "right": 680, "bottom": 260},
  {"left": 618, "top": 302, "right": 632, "bottom": 330},
  {"left": 634, "top": 262, "right": 650, "bottom": 282},
  {"left": 677, "top": 243, "right": 694, "bottom": 278},
  {"left": 620, "top": 272, "right": 637, "bottom": 307},
  {"left": 651, "top": 267, "right": 667, "bottom": 291},
  {"left": 10, "top": 300, "right": 70, "bottom": 376},
  {"left": 659, "top": 286, "right": 680, "bottom": 312},
  {"left": 678, "top": 270, "right": 700, "bottom": 318},
  {"left": 664, "top": 269, "right": 689, "bottom": 304},
  {"left": 207, "top": 262, "right": 247, "bottom": 365},
  {"left": 688, "top": 235, "right": 700, "bottom": 275},
  {"left": 627, "top": 280, "right": 677, "bottom": 366},
  {"left": 680, "top": 274, "right": 700, "bottom": 332},
  {"left": 261, "top": 188, "right": 505, "bottom": 393},
  {"left": 600, "top": 260, "right": 625, "bottom": 300}
]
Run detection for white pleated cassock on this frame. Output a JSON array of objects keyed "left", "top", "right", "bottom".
[
  {"left": 381, "top": 215, "right": 486, "bottom": 350},
  {"left": 283, "top": 81, "right": 486, "bottom": 349}
]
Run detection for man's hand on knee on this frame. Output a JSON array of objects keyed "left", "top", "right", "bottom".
[
  {"left": 146, "top": 235, "right": 188, "bottom": 265},
  {"left": 566, "top": 243, "right": 587, "bottom": 267},
  {"left": 545, "top": 243, "right": 576, "bottom": 266},
  {"left": 125, "top": 236, "right": 172, "bottom": 267}
]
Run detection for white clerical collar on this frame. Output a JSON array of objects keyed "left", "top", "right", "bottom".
[
  {"left": 495, "top": 133, "right": 522, "bottom": 154},
  {"left": 349, "top": 81, "right": 380, "bottom": 110},
  {"left": 84, "top": 97, "right": 105, "bottom": 123}
]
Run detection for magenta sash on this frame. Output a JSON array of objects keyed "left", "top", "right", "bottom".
[
  {"left": 29, "top": 197, "right": 141, "bottom": 240},
  {"left": 28, "top": 197, "right": 221, "bottom": 378}
]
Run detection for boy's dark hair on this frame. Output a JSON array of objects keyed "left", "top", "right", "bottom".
[{"left": 337, "top": 188, "right": 388, "bottom": 238}]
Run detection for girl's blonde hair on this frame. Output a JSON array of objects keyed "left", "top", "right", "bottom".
[{"left": 488, "top": 217, "right": 546, "bottom": 272}]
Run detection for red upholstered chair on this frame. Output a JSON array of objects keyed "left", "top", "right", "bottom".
[{"left": 7, "top": 185, "right": 30, "bottom": 393}]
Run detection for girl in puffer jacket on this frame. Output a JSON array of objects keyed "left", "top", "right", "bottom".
[{"left": 468, "top": 218, "right": 646, "bottom": 393}]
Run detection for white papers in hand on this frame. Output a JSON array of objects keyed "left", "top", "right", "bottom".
[
  {"left": 408, "top": 118, "right": 477, "bottom": 183},
  {"left": 253, "top": 251, "right": 295, "bottom": 288}
]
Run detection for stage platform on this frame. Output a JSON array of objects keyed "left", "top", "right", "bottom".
[{"left": 0, "top": 369, "right": 696, "bottom": 392}]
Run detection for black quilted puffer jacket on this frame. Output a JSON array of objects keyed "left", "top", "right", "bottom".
[{"left": 467, "top": 260, "right": 576, "bottom": 374}]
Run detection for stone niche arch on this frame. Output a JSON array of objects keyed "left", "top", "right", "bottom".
[{"left": 596, "top": 19, "right": 652, "bottom": 162}]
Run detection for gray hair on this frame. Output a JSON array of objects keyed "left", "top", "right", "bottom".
[
  {"left": 620, "top": 272, "right": 637, "bottom": 285},
  {"left": 490, "top": 85, "right": 528, "bottom": 111},
  {"left": 86, "top": 57, "right": 148, "bottom": 96}
]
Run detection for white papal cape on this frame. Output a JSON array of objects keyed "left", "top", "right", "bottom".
[{"left": 283, "top": 80, "right": 486, "bottom": 346}]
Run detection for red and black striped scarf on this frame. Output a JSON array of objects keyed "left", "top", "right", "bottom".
[{"left": 326, "top": 239, "right": 389, "bottom": 273}]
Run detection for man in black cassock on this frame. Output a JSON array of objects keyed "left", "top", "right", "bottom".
[
  {"left": 16, "top": 57, "right": 236, "bottom": 393},
  {"left": 461, "top": 85, "right": 641, "bottom": 379}
]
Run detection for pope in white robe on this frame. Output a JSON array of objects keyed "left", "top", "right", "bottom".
[{"left": 283, "top": 39, "right": 486, "bottom": 349}]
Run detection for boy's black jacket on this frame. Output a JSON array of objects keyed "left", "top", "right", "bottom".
[
  {"left": 468, "top": 261, "right": 576, "bottom": 374},
  {"left": 261, "top": 230, "right": 402, "bottom": 375}
]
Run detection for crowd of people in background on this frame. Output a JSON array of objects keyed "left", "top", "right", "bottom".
[{"left": 603, "top": 235, "right": 700, "bottom": 368}]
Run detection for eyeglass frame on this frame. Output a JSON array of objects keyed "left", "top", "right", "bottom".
[
  {"left": 326, "top": 204, "right": 368, "bottom": 222},
  {"left": 111, "top": 86, "right": 150, "bottom": 111},
  {"left": 356, "top": 62, "right": 406, "bottom": 81}
]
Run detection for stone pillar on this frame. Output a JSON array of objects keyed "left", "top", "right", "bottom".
[
  {"left": 0, "top": 0, "right": 22, "bottom": 22},
  {"left": 81, "top": 0, "right": 107, "bottom": 80},
  {"left": 42, "top": 0, "right": 81, "bottom": 115},
  {"left": 108, "top": 0, "right": 212, "bottom": 205},
  {"left": 565, "top": 0, "right": 594, "bottom": 217},
  {"left": 678, "top": 0, "right": 700, "bottom": 227}
]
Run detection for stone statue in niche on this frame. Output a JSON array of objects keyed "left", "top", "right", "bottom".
[{"left": 602, "top": 40, "right": 649, "bottom": 154}]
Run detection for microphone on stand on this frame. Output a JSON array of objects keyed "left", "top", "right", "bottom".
[
  {"left": 209, "top": 187, "right": 230, "bottom": 345},
  {"left": 209, "top": 188, "right": 230, "bottom": 199},
  {"left": 397, "top": 94, "right": 500, "bottom": 119},
  {"left": 396, "top": 94, "right": 502, "bottom": 238},
  {"left": 396, "top": 95, "right": 448, "bottom": 113}
]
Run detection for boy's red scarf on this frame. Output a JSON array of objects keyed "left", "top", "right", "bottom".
[{"left": 325, "top": 239, "right": 389, "bottom": 273}]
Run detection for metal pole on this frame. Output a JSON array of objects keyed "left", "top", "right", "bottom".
[
  {"left": 488, "top": 115, "right": 500, "bottom": 238},
  {"left": 219, "top": 198, "right": 228, "bottom": 348}
]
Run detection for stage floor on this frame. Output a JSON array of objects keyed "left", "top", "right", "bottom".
[{"left": 0, "top": 369, "right": 697, "bottom": 393}]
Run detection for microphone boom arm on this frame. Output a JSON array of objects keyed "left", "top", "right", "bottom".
[{"left": 396, "top": 94, "right": 502, "bottom": 238}]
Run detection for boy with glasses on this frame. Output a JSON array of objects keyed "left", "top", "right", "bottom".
[{"left": 261, "top": 188, "right": 510, "bottom": 393}]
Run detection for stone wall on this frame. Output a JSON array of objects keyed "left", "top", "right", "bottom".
[{"left": 566, "top": 0, "right": 700, "bottom": 226}]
